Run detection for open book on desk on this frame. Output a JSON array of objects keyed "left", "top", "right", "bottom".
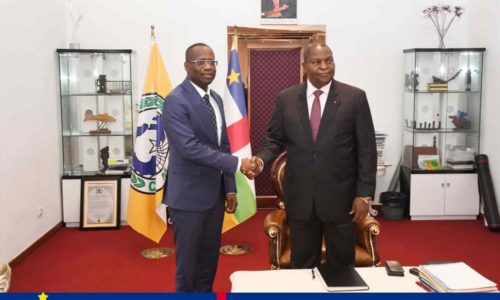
[{"left": 314, "top": 264, "right": 369, "bottom": 292}]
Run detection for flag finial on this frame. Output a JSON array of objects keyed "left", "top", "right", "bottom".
[
  {"left": 233, "top": 26, "right": 239, "bottom": 48},
  {"left": 150, "top": 25, "right": 155, "bottom": 41}
]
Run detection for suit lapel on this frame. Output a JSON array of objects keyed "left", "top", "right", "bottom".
[
  {"left": 210, "top": 90, "right": 227, "bottom": 140},
  {"left": 210, "top": 90, "right": 223, "bottom": 119},
  {"left": 296, "top": 84, "right": 314, "bottom": 146},
  {"left": 316, "top": 80, "right": 340, "bottom": 143},
  {"left": 181, "top": 78, "right": 218, "bottom": 145}
]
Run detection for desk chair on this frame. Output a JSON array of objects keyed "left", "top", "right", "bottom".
[{"left": 263, "top": 151, "right": 381, "bottom": 269}]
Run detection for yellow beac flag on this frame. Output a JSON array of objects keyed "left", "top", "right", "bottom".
[{"left": 126, "top": 42, "right": 172, "bottom": 243}]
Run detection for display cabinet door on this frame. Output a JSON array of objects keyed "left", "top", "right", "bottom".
[
  {"left": 62, "top": 179, "right": 81, "bottom": 224},
  {"left": 120, "top": 178, "right": 131, "bottom": 222},
  {"left": 444, "top": 173, "right": 479, "bottom": 216},
  {"left": 410, "top": 174, "right": 445, "bottom": 216}
]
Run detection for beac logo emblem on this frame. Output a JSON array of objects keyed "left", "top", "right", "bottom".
[{"left": 130, "top": 94, "right": 169, "bottom": 194}]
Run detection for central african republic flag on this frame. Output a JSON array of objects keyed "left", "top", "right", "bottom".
[{"left": 222, "top": 36, "right": 257, "bottom": 233}]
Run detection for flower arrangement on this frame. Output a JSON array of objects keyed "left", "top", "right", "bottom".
[
  {"left": 67, "top": 0, "right": 84, "bottom": 48},
  {"left": 423, "top": 5, "right": 464, "bottom": 48}
]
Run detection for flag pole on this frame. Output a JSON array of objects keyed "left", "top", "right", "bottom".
[
  {"left": 137, "top": 25, "right": 174, "bottom": 259},
  {"left": 220, "top": 226, "right": 252, "bottom": 255},
  {"left": 220, "top": 28, "right": 252, "bottom": 256},
  {"left": 140, "top": 207, "right": 174, "bottom": 259}
]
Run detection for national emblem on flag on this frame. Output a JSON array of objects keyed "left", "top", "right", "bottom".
[{"left": 126, "top": 40, "right": 172, "bottom": 243}]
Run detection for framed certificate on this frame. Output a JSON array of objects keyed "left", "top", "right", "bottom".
[{"left": 80, "top": 177, "right": 121, "bottom": 230}]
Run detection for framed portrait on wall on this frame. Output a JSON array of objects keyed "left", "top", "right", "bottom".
[
  {"left": 80, "top": 177, "right": 121, "bottom": 230},
  {"left": 261, "top": 0, "right": 297, "bottom": 24}
]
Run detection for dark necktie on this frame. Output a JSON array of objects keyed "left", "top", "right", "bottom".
[
  {"left": 310, "top": 90, "right": 323, "bottom": 143},
  {"left": 203, "top": 94, "right": 218, "bottom": 140}
]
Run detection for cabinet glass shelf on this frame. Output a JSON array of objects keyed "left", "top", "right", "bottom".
[
  {"left": 62, "top": 93, "right": 132, "bottom": 96},
  {"left": 62, "top": 131, "right": 133, "bottom": 137},
  {"left": 62, "top": 170, "right": 132, "bottom": 177},
  {"left": 405, "top": 91, "right": 480, "bottom": 94},
  {"left": 403, "top": 128, "right": 479, "bottom": 134}
]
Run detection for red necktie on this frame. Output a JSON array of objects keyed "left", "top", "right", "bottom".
[{"left": 310, "top": 90, "right": 323, "bottom": 143}]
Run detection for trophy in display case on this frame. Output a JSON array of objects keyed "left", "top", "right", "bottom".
[
  {"left": 83, "top": 110, "right": 116, "bottom": 134},
  {"left": 96, "top": 74, "right": 107, "bottom": 93}
]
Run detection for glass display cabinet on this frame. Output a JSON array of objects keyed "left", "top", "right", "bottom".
[
  {"left": 57, "top": 49, "right": 133, "bottom": 176},
  {"left": 57, "top": 49, "right": 134, "bottom": 226},
  {"left": 401, "top": 48, "right": 485, "bottom": 220}
]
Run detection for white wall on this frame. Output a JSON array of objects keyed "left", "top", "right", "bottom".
[
  {"left": 469, "top": 0, "right": 500, "bottom": 209},
  {"left": 300, "top": 0, "right": 468, "bottom": 197},
  {"left": 71, "top": 0, "right": 469, "bottom": 201},
  {"left": 1, "top": 0, "right": 497, "bottom": 261},
  {"left": 0, "top": 0, "right": 66, "bottom": 261}
]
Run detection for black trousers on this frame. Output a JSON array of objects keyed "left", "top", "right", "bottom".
[
  {"left": 169, "top": 184, "right": 225, "bottom": 292},
  {"left": 288, "top": 207, "right": 355, "bottom": 269}
]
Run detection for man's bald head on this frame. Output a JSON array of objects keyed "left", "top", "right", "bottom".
[{"left": 303, "top": 43, "right": 332, "bottom": 62}]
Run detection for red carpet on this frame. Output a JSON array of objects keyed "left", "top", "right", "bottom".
[
  {"left": 9, "top": 209, "right": 500, "bottom": 292},
  {"left": 377, "top": 216, "right": 500, "bottom": 286}
]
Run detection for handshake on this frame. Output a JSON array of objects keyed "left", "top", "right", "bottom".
[{"left": 240, "top": 156, "right": 263, "bottom": 180}]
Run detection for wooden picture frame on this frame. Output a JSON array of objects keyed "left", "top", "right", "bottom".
[
  {"left": 260, "top": 0, "right": 298, "bottom": 24},
  {"left": 80, "top": 177, "right": 121, "bottom": 230}
]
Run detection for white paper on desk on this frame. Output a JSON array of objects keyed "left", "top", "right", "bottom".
[
  {"left": 421, "top": 262, "right": 496, "bottom": 290},
  {"left": 230, "top": 269, "right": 325, "bottom": 292}
]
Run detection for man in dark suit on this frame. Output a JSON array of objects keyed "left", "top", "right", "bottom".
[
  {"left": 247, "top": 43, "right": 377, "bottom": 268},
  {"left": 162, "top": 43, "right": 253, "bottom": 292}
]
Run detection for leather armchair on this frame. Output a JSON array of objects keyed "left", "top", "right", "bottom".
[
  {"left": 0, "top": 261, "right": 11, "bottom": 292},
  {"left": 263, "top": 151, "right": 381, "bottom": 269}
]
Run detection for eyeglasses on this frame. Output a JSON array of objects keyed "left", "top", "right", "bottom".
[{"left": 190, "top": 60, "right": 218, "bottom": 66}]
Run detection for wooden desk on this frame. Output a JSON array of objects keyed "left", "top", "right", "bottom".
[{"left": 230, "top": 267, "right": 425, "bottom": 292}]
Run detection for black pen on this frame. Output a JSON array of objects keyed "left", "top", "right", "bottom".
[{"left": 311, "top": 269, "right": 315, "bottom": 279}]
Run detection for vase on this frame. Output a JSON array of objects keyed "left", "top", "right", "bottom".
[{"left": 437, "top": 35, "right": 445, "bottom": 49}]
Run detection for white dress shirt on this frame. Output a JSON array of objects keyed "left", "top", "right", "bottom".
[{"left": 306, "top": 79, "right": 332, "bottom": 119}]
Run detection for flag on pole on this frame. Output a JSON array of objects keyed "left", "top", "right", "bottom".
[
  {"left": 222, "top": 36, "right": 257, "bottom": 233},
  {"left": 127, "top": 41, "right": 172, "bottom": 243}
]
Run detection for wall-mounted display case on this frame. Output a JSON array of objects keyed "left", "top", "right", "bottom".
[{"left": 57, "top": 49, "right": 133, "bottom": 176}]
